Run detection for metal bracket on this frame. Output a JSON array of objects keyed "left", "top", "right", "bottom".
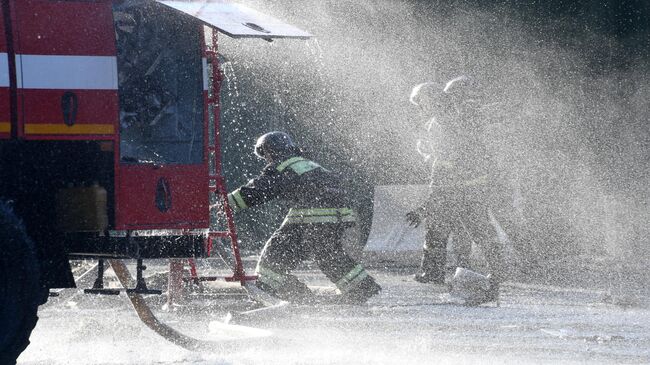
[
  {"left": 85, "top": 260, "right": 121, "bottom": 295},
  {"left": 126, "top": 259, "right": 162, "bottom": 295}
]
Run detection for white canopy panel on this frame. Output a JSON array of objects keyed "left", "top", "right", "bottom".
[{"left": 155, "top": 1, "right": 312, "bottom": 39}]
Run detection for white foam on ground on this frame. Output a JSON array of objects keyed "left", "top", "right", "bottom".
[{"left": 18, "top": 263, "right": 650, "bottom": 365}]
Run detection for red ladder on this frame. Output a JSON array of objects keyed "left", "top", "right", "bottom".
[
  {"left": 203, "top": 28, "right": 257, "bottom": 285},
  {"left": 168, "top": 29, "right": 255, "bottom": 306}
]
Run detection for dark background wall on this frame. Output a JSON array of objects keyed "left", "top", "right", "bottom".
[{"left": 216, "top": 0, "right": 649, "bottom": 275}]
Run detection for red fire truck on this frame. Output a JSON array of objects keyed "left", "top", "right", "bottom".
[{"left": 0, "top": 0, "right": 309, "bottom": 362}]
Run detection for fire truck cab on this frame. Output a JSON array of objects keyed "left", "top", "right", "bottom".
[{"left": 0, "top": 1, "right": 309, "bottom": 361}]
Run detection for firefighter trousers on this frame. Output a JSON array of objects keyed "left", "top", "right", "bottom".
[
  {"left": 422, "top": 188, "right": 506, "bottom": 282},
  {"left": 256, "top": 221, "right": 377, "bottom": 301}
]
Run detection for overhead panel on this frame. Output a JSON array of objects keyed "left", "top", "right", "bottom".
[{"left": 155, "top": 0, "right": 311, "bottom": 39}]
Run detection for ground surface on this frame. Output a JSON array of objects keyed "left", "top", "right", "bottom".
[{"left": 17, "top": 260, "right": 650, "bottom": 365}]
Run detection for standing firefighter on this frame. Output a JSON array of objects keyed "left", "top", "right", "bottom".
[
  {"left": 228, "top": 132, "right": 381, "bottom": 304},
  {"left": 406, "top": 76, "right": 507, "bottom": 305}
]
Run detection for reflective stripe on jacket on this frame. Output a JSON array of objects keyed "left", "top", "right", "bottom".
[{"left": 226, "top": 155, "right": 353, "bottom": 222}]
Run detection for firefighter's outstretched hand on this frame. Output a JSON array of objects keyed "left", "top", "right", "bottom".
[{"left": 406, "top": 210, "right": 422, "bottom": 228}]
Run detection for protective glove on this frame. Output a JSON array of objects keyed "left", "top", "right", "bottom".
[{"left": 405, "top": 210, "right": 422, "bottom": 228}]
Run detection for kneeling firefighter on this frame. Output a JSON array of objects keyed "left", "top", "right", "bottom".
[{"left": 227, "top": 131, "right": 381, "bottom": 304}]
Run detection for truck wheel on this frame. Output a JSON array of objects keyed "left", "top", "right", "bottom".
[{"left": 0, "top": 201, "right": 43, "bottom": 365}]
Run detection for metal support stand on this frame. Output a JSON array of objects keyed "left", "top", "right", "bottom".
[
  {"left": 167, "top": 259, "right": 185, "bottom": 307},
  {"left": 85, "top": 259, "right": 120, "bottom": 295},
  {"left": 126, "top": 259, "right": 162, "bottom": 295}
]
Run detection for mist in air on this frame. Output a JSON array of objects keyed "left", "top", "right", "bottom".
[
  {"left": 216, "top": 0, "right": 649, "bottom": 293},
  {"left": 9, "top": 2, "right": 650, "bottom": 364}
]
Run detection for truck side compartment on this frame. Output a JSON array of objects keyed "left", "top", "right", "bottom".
[{"left": 0, "top": 140, "right": 114, "bottom": 288}]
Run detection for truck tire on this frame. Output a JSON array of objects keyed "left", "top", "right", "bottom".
[{"left": 0, "top": 201, "right": 43, "bottom": 365}]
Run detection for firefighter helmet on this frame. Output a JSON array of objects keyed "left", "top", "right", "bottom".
[
  {"left": 409, "top": 81, "right": 445, "bottom": 108},
  {"left": 443, "top": 75, "right": 481, "bottom": 102},
  {"left": 423, "top": 75, "right": 483, "bottom": 129},
  {"left": 254, "top": 131, "right": 299, "bottom": 160},
  {"left": 410, "top": 76, "right": 481, "bottom": 119}
]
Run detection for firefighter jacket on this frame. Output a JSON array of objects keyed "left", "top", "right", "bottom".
[
  {"left": 227, "top": 155, "right": 356, "bottom": 224},
  {"left": 416, "top": 105, "right": 506, "bottom": 189},
  {"left": 428, "top": 127, "right": 498, "bottom": 189},
  {"left": 417, "top": 117, "right": 511, "bottom": 216}
]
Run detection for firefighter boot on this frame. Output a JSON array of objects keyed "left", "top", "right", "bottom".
[
  {"left": 483, "top": 276, "right": 500, "bottom": 304},
  {"left": 256, "top": 275, "right": 315, "bottom": 304},
  {"left": 414, "top": 243, "right": 445, "bottom": 284},
  {"left": 464, "top": 275, "right": 500, "bottom": 307},
  {"left": 338, "top": 276, "right": 382, "bottom": 305}
]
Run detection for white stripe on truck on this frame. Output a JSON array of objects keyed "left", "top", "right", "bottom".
[
  {"left": 0, "top": 53, "right": 9, "bottom": 87},
  {"left": 17, "top": 54, "right": 118, "bottom": 90},
  {"left": 202, "top": 57, "right": 209, "bottom": 91}
]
